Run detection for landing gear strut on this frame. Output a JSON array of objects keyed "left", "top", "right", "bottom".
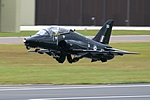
[
  {"left": 67, "top": 54, "right": 79, "bottom": 63},
  {"left": 55, "top": 54, "right": 66, "bottom": 63}
]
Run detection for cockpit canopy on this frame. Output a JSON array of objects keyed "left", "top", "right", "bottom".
[{"left": 35, "top": 27, "right": 70, "bottom": 37}]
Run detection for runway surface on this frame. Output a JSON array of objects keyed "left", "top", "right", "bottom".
[
  {"left": 0, "top": 35, "right": 150, "bottom": 44},
  {"left": 0, "top": 84, "right": 150, "bottom": 100}
]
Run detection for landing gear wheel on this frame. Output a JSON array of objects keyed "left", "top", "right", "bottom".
[
  {"left": 55, "top": 54, "right": 66, "bottom": 63},
  {"left": 72, "top": 57, "right": 79, "bottom": 62},
  {"left": 101, "top": 59, "right": 107, "bottom": 62},
  {"left": 67, "top": 54, "right": 72, "bottom": 63},
  {"left": 26, "top": 46, "right": 30, "bottom": 50}
]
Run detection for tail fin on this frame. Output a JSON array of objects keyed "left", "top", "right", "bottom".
[{"left": 92, "top": 20, "right": 114, "bottom": 44}]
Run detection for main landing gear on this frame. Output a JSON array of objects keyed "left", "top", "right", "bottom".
[{"left": 67, "top": 54, "right": 79, "bottom": 63}]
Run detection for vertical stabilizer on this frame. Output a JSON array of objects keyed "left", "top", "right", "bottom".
[{"left": 92, "top": 20, "right": 114, "bottom": 44}]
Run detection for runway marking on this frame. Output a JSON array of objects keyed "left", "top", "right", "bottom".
[
  {"left": 0, "top": 84, "right": 150, "bottom": 91},
  {"left": 29, "top": 95, "right": 150, "bottom": 100}
]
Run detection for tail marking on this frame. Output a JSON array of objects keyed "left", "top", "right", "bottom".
[{"left": 100, "top": 35, "right": 105, "bottom": 42}]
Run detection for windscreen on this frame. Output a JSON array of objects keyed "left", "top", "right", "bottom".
[
  {"left": 35, "top": 27, "right": 70, "bottom": 36},
  {"left": 50, "top": 27, "right": 70, "bottom": 34},
  {"left": 36, "top": 30, "right": 48, "bottom": 36}
]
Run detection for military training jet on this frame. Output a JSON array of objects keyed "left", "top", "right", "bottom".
[{"left": 23, "top": 20, "right": 139, "bottom": 63}]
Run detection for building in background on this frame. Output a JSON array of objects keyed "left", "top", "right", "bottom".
[
  {"left": 0, "top": 0, "right": 35, "bottom": 32},
  {"left": 0, "top": 0, "right": 150, "bottom": 32},
  {"left": 0, "top": 0, "right": 21, "bottom": 32},
  {"left": 35, "top": 0, "right": 150, "bottom": 26},
  {"left": 21, "top": 0, "right": 35, "bottom": 26}
]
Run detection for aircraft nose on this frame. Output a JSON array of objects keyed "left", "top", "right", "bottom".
[
  {"left": 23, "top": 38, "right": 27, "bottom": 43},
  {"left": 23, "top": 37, "right": 39, "bottom": 50},
  {"left": 23, "top": 37, "right": 33, "bottom": 50},
  {"left": 23, "top": 37, "right": 32, "bottom": 43}
]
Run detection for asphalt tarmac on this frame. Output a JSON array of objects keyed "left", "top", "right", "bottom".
[
  {"left": 0, "top": 35, "right": 150, "bottom": 44},
  {"left": 0, "top": 84, "right": 150, "bottom": 100}
]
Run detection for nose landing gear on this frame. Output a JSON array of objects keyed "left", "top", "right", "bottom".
[{"left": 26, "top": 45, "right": 30, "bottom": 50}]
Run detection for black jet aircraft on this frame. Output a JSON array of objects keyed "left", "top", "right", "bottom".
[{"left": 23, "top": 20, "right": 139, "bottom": 63}]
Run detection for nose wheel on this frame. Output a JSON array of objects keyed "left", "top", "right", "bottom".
[{"left": 26, "top": 45, "right": 30, "bottom": 50}]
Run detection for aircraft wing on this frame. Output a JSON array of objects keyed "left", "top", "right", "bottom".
[
  {"left": 108, "top": 50, "right": 139, "bottom": 55},
  {"left": 72, "top": 48, "right": 139, "bottom": 55},
  {"left": 108, "top": 48, "right": 140, "bottom": 55}
]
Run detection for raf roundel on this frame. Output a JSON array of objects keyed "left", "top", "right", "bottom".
[{"left": 93, "top": 45, "right": 97, "bottom": 51}]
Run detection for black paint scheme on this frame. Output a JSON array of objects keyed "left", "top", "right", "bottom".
[{"left": 24, "top": 20, "right": 139, "bottom": 63}]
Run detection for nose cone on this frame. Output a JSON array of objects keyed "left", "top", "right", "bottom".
[
  {"left": 23, "top": 37, "right": 33, "bottom": 50},
  {"left": 23, "top": 37, "right": 32, "bottom": 42},
  {"left": 23, "top": 38, "right": 27, "bottom": 43}
]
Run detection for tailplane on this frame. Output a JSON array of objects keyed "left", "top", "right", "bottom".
[{"left": 92, "top": 20, "right": 114, "bottom": 44}]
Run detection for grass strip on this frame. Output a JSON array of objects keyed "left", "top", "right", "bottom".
[
  {"left": 0, "top": 30, "right": 150, "bottom": 37},
  {"left": 0, "top": 43, "right": 150, "bottom": 84}
]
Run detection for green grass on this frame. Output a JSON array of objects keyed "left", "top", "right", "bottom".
[
  {"left": 0, "top": 42, "right": 150, "bottom": 84},
  {"left": 0, "top": 30, "right": 150, "bottom": 37},
  {"left": 0, "top": 31, "right": 37, "bottom": 37},
  {"left": 77, "top": 30, "right": 150, "bottom": 36}
]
